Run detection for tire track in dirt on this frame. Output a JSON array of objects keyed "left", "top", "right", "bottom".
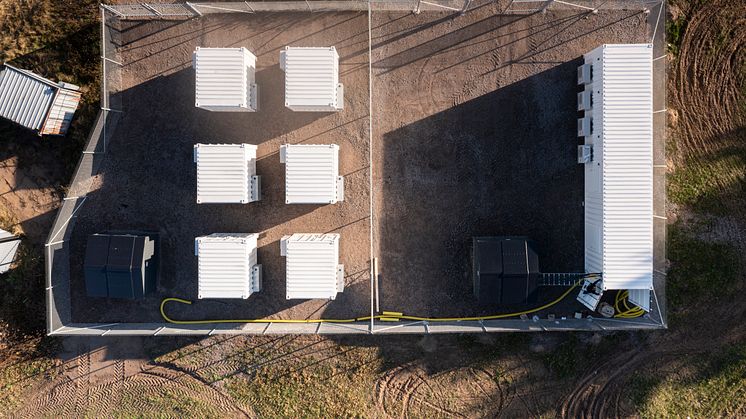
[
  {"left": 671, "top": 0, "right": 745, "bottom": 160},
  {"left": 375, "top": 364, "right": 510, "bottom": 418},
  {"left": 11, "top": 360, "right": 254, "bottom": 418}
]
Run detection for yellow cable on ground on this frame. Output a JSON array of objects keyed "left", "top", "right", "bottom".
[
  {"left": 613, "top": 290, "right": 644, "bottom": 318},
  {"left": 160, "top": 279, "right": 585, "bottom": 325}
]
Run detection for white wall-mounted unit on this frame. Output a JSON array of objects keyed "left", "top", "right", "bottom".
[
  {"left": 577, "top": 116, "right": 592, "bottom": 137},
  {"left": 280, "top": 47, "right": 343, "bottom": 112},
  {"left": 577, "top": 63, "right": 592, "bottom": 85},
  {"left": 577, "top": 144, "right": 593, "bottom": 164},
  {"left": 0, "top": 229, "right": 21, "bottom": 274},
  {"left": 195, "top": 233, "right": 261, "bottom": 299},
  {"left": 194, "top": 47, "right": 258, "bottom": 112},
  {"left": 0, "top": 64, "right": 81, "bottom": 136},
  {"left": 280, "top": 144, "right": 344, "bottom": 204},
  {"left": 281, "top": 233, "right": 344, "bottom": 300},
  {"left": 583, "top": 44, "right": 654, "bottom": 295},
  {"left": 577, "top": 87, "right": 592, "bottom": 111},
  {"left": 194, "top": 143, "right": 260, "bottom": 204}
]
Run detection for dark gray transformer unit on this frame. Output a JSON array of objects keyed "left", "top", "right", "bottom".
[
  {"left": 84, "top": 233, "right": 158, "bottom": 299},
  {"left": 472, "top": 237, "right": 540, "bottom": 305}
]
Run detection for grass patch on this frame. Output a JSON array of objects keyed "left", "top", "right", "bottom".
[
  {"left": 634, "top": 344, "right": 746, "bottom": 417},
  {"left": 223, "top": 340, "right": 381, "bottom": 418},
  {"left": 665, "top": 15, "right": 687, "bottom": 57},
  {"left": 668, "top": 145, "right": 746, "bottom": 214},
  {"left": 0, "top": 354, "right": 60, "bottom": 411},
  {"left": 111, "top": 387, "right": 226, "bottom": 419},
  {"left": 666, "top": 223, "right": 740, "bottom": 312}
]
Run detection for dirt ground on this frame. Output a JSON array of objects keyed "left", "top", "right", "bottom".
[
  {"left": 370, "top": 6, "right": 647, "bottom": 315},
  {"left": 70, "top": 12, "right": 373, "bottom": 322},
  {"left": 68, "top": 2, "right": 649, "bottom": 324}
]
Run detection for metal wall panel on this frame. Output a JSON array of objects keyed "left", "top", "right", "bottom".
[
  {"left": 194, "top": 47, "right": 256, "bottom": 111},
  {"left": 0, "top": 229, "right": 21, "bottom": 274},
  {"left": 282, "top": 144, "right": 340, "bottom": 204},
  {"left": 283, "top": 47, "right": 341, "bottom": 111},
  {"left": 584, "top": 44, "right": 653, "bottom": 291},
  {"left": 283, "top": 233, "right": 341, "bottom": 299},
  {"left": 195, "top": 143, "right": 255, "bottom": 203},
  {"left": 0, "top": 65, "right": 56, "bottom": 131},
  {"left": 196, "top": 233, "right": 258, "bottom": 299}
]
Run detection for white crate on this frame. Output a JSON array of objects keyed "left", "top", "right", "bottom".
[
  {"left": 195, "top": 233, "right": 261, "bottom": 299},
  {"left": 281, "top": 47, "right": 343, "bottom": 112},
  {"left": 194, "top": 47, "right": 258, "bottom": 111},
  {"left": 194, "top": 144, "right": 260, "bottom": 204},
  {"left": 281, "top": 234, "right": 344, "bottom": 300}
]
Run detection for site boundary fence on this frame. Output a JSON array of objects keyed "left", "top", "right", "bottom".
[
  {"left": 99, "top": 0, "right": 662, "bottom": 19},
  {"left": 44, "top": 0, "right": 667, "bottom": 335}
]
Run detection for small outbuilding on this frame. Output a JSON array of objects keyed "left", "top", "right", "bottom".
[
  {"left": 281, "top": 233, "right": 344, "bottom": 300},
  {"left": 0, "top": 229, "right": 21, "bottom": 274},
  {"left": 578, "top": 44, "right": 654, "bottom": 310},
  {"left": 193, "top": 47, "right": 258, "bottom": 112},
  {"left": 280, "top": 144, "right": 343, "bottom": 204},
  {"left": 0, "top": 64, "right": 81, "bottom": 136},
  {"left": 195, "top": 233, "right": 261, "bottom": 299},
  {"left": 194, "top": 143, "right": 260, "bottom": 204},
  {"left": 280, "top": 47, "right": 343, "bottom": 112}
]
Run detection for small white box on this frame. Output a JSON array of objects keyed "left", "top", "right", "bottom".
[
  {"left": 577, "top": 116, "right": 592, "bottom": 137},
  {"left": 577, "top": 63, "right": 592, "bottom": 85},
  {"left": 281, "top": 47, "right": 343, "bottom": 112},
  {"left": 577, "top": 87, "right": 592, "bottom": 111},
  {"left": 280, "top": 144, "right": 343, "bottom": 204},
  {"left": 195, "top": 233, "right": 261, "bottom": 299},
  {"left": 194, "top": 143, "right": 260, "bottom": 204},
  {"left": 194, "top": 47, "right": 258, "bottom": 112},
  {"left": 282, "top": 234, "right": 344, "bottom": 300}
]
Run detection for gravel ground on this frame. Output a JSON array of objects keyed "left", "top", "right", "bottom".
[{"left": 70, "top": 4, "right": 649, "bottom": 322}]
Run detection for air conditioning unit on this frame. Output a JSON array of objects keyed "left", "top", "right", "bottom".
[
  {"left": 578, "top": 144, "right": 593, "bottom": 164},
  {"left": 577, "top": 116, "right": 592, "bottom": 137},
  {"left": 577, "top": 88, "right": 592, "bottom": 111},
  {"left": 577, "top": 63, "right": 592, "bottom": 85}
]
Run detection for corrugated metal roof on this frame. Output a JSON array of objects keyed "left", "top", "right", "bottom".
[
  {"left": 194, "top": 47, "right": 256, "bottom": 111},
  {"left": 281, "top": 144, "right": 341, "bottom": 204},
  {"left": 0, "top": 65, "right": 56, "bottom": 131},
  {"left": 283, "top": 233, "right": 342, "bottom": 300},
  {"left": 583, "top": 44, "right": 653, "bottom": 291},
  {"left": 0, "top": 229, "right": 21, "bottom": 274},
  {"left": 0, "top": 65, "right": 80, "bottom": 135},
  {"left": 195, "top": 144, "right": 256, "bottom": 204},
  {"left": 196, "top": 233, "right": 258, "bottom": 299},
  {"left": 283, "top": 47, "right": 341, "bottom": 111}
]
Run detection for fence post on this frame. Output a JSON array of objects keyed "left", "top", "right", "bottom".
[{"left": 414, "top": 0, "right": 421, "bottom": 14}]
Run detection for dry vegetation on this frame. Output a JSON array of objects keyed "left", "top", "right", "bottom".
[{"left": 0, "top": 0, "right": 745, "bottom": 417}]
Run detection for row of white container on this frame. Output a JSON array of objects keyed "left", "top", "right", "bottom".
[
  {"left": 195, "top": 233, "right": 344, "bottom": 300},
  {"left": 194, "top": 46, "right": 344, "bottom": 112},
  {"left": 194, "top": 143, "right": 344, "bottom": 204}
]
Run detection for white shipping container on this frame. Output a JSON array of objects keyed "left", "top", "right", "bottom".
[
  {"left": 194, "top": 47, "right": 258, "bottom": 112},
  {"left": 281, "top": 47, "right": 343, "bottom": 112},
  {"left": 280, "top": 144, "right": 343, "bottom": 204},
  {"left": 0, "top": 229, "right": 21, "bottom": 274},
  {"left": 195, "top": 233, "right": 261, "bottom": 299},
  {"left": 0, "top": 64, "right": 81, "bottom": 136},
  {"left": 194, "top": 143, "right": 260, "bottom": 204},
  {"left": 281, "top": 233, "right": 344, "bottom": 300},
  {"left": 583, "top": 44, "right": 653, "bottom": 294}
]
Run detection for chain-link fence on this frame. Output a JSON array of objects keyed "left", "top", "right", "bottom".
[
  {"left": 101, "top": 0, "right": 474, "bottom": 18},
  {"left": 44, "top": 6, "right": 123, "bottom": 334},
  {"left": 100, "top": 0, "right": 659, "bottom": 19},
  {"left": 45, "top": 1, "right": 667, "bottom": 335}
]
